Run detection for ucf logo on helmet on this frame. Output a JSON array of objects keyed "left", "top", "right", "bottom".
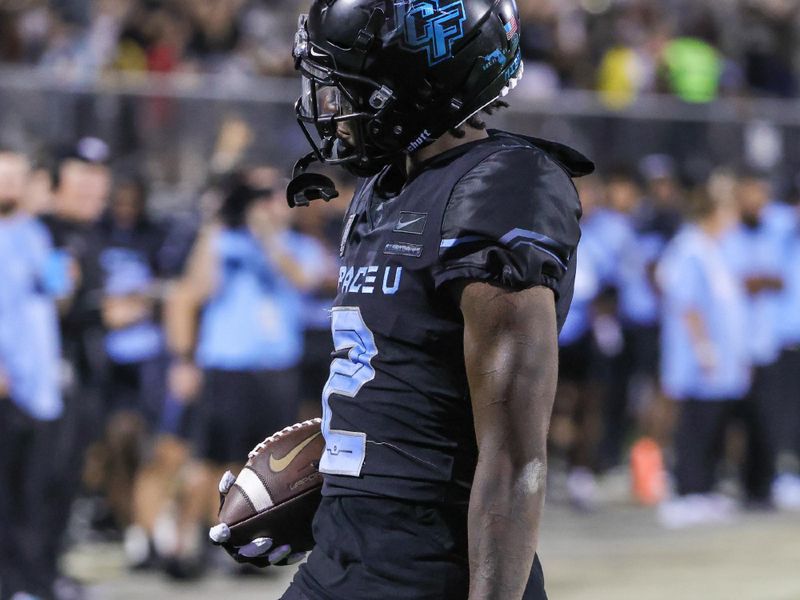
[{"left": 395, "top": 0, "right": 467, "bottom": 66}]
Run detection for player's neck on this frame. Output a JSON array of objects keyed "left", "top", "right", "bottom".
[{"left": 406, "top": 128, "right": 490, "bottom": 175}]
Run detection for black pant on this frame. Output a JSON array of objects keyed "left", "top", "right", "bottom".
[
  {"left": 674, "top": 398, "right": 771, "bottom": 500},
  {"left": 283, "top": 496, "right": 547, "bottom": 600},
  {"left": 104, "top": 357, "right": 167, "bottom": 430},
  {"left": 600, "top": 324, "right": 660, "bottom": 471},
  {"left": 35, "top": 384, "right": 104, "bottom": 599},
  {"left": 0, "top": 401, "right": 56, "bottom": 599},
  {"left": 193, "top": 368, "right": 300, "bottom": 464},
  {"left": 769, "top": 349, "right": 800, "bottom": 471}
]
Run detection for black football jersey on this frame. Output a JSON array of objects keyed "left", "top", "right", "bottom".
[{"left": 319, "top": 130, "right": 593, "bottom": 504}]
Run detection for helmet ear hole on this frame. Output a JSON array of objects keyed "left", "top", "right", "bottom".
[{"left": 368, "top": 86, "right": 394, "bottom": 110}]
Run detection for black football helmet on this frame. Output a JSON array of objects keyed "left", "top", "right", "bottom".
[{"left": 288, "top": 0, "right": 523, "bottom": 198}]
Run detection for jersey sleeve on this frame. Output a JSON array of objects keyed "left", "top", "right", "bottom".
[{"left": 432, "top": 146, "right": 582, "bottom": 298}]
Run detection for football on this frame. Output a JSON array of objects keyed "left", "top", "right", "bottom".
[{"left": 218, "top": 418, "right": 325, "bottom": 551}]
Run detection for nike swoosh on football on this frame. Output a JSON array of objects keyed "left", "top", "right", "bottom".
[
  {"left": 396, "top": 215, "right": 426, "bottom": 230},
  {"left": 269, "top": 432, "right": 322, "bottom": 473}
]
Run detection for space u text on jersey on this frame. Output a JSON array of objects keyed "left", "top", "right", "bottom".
[{"left": 338, "top": 265, "right": 404, "bottom": 295}]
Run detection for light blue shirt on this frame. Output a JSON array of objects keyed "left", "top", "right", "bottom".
[
  {"left": 767, "top": 204, "right": 800, "bottom": 347},
  {"left": 559, "top": 238, "right": 600, "bottom": 345},
  {"left": 584, "top": 208, "right": 635, "bottom": 289},
  {"left": 779, "top": 231, "right": 800, "bottom": 346},
  {"left": 618, "top": 229, "right": 664, "bottom": 326},
  {"left": 560, "top": 209, "right": 630, "bottom": 345},
  {"left": 196, "top": 229, "right": 324, "bottom": 371},
  {"left": 764, "top": 202, "right": 798, "bottom": 245},
  {"left": 658, "top": 225, "right": 751, "bottom": 401},
  {"left": 722, "top": 205, "right": 793, "bottom": 366},
  {"left": 0, "top": 216, "right": 63, "bottom": 420},
  {"left": 101, "top": 246, "right": 164, "bottom": 364}
]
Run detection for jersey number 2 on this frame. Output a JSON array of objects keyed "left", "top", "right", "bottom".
[{"left": 319, "top": 307, "right": 376, "bottom": 476}]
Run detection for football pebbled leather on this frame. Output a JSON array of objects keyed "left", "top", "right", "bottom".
[{"left": 219, "top": 418, "right": 325, "bottom": 550}]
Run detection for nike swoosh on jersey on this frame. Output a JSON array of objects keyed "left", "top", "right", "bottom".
[
  {"left": 397, "top": 216, "right": 425, "bottom": 229},
  {"left": 269, "top": 432, "right": 322, "bottom": 473},
  {"left": 394, "top": 212, "right": 428, "bottom": 234}
]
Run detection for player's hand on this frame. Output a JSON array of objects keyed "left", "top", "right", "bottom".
[{"left": 208, "top": 470, "right": 307, "bottom": 567}]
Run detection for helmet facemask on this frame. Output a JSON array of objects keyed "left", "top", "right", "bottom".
[{"left": 294, "top": 18, "right": 401, "bottom": 177}]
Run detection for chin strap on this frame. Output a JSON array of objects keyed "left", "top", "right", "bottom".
[{"left": 285, "top": 152, "right": 340, "bottom": 208}]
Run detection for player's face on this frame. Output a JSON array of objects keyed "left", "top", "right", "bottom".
[
  {"left": 298, "top": 59, "right": 362, "bottom": 153},
  {"left": 0, "top": 152, "right": 29, "bottom": 215},
  {"left": 316, "top": 85, "right": 348, "bottom": 119},
  {"left": 336, "top": 120, "right": 357, "bottom": 148},
  {"left": 300, "top": 68, "right": 355, "bottom": 122}
]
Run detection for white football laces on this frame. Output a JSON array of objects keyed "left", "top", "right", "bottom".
[{"left": 248, "top": 418, "right": 323, "bottom": 461}]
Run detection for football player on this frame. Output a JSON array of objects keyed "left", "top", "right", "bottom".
[{"left": 211, "top": 1, "right": 593, "bottom": 598}]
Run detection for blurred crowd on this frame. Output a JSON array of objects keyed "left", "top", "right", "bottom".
[
  {"left": 0, "top": 0, "right": 296, "bottom": 80},
  {"left": 1, "top": 0, "right": 799, "bottom": 103},
  {"left": 0, "top": 130, "right": 350, "bottom": 599},
  {"left": 551, "top": 159, "right": 800, "bottom": 529}
]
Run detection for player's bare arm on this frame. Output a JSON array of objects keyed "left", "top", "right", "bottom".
[{"left": 460, "top": 282, "right": 558, "bottom": 600}]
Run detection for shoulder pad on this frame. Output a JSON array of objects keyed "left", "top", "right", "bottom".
[{"left": 488, "top": 130, "right": 595, "bottom": 178}]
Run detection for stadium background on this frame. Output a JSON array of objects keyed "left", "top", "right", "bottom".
[{"left": 1, "top": 1, "right": 800, "bottom": 599}]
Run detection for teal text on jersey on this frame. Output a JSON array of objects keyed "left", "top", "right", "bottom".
[{"left": 338, "top": 266, "right": 403, "bottom": 295}]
